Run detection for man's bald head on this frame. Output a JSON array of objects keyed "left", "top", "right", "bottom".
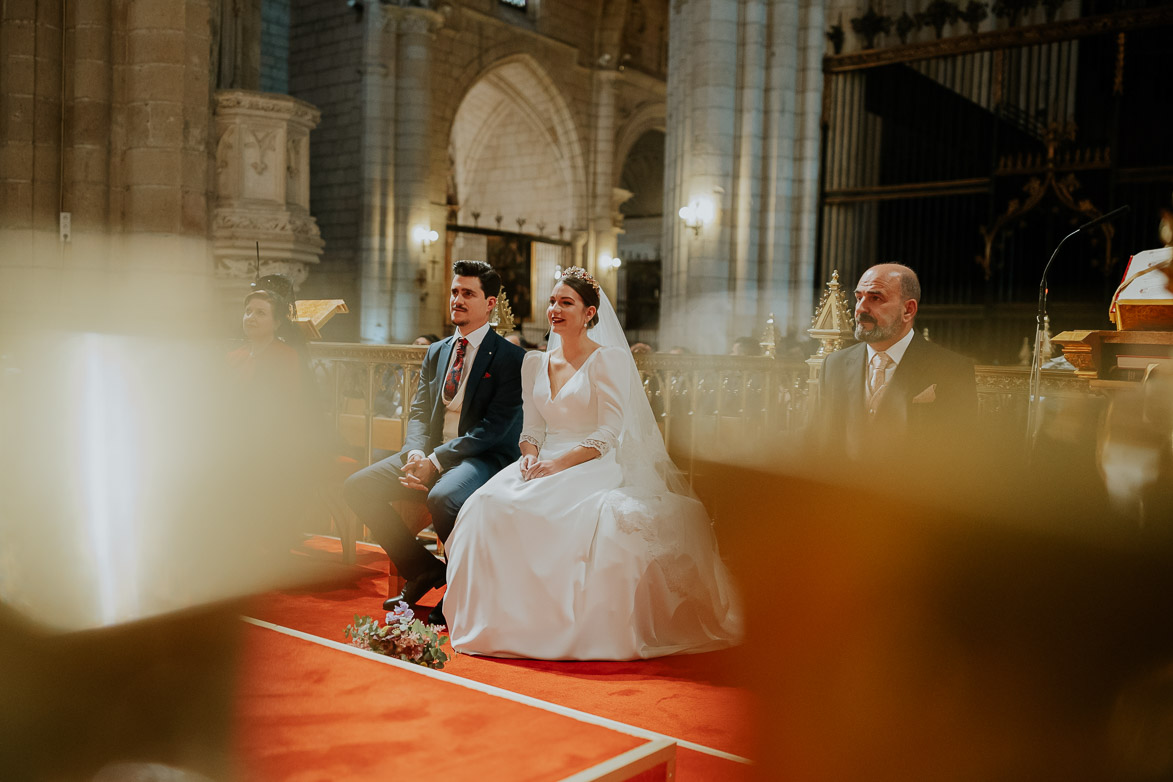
[
  {"left": 853, "top": 264, "right": 921, "bottom": 350},
  {"left": 866, "top": 263, "right": 921, "bottom": 304}
]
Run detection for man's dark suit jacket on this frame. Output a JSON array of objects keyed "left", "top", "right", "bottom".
[
  {"left": 816, "top": 331, "right": 978, "bottom": 463},
  {"left": 391, "top": 328, "right": 525, "bottom": 473}
]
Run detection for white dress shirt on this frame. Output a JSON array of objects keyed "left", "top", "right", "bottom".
[
  {"left": 863, "top": 327, "right": 914, "bottom": 405},
  {"left": 410, "top": 321, "right": 492, "bottom": 473}
]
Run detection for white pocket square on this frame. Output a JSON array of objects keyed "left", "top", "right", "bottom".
[{"left": 912, "top": 384, "right": 937, "bottom": 404}]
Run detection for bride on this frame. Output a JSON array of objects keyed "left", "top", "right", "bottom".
[{"left": 442, "top": 267, "right": 742, "bottom": 660}]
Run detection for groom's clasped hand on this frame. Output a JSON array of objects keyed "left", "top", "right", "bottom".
[{"left": 398, "top": 451, "right": 437, "bottom": 491}]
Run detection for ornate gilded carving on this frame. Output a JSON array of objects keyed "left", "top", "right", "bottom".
[
  {"left": 975, "top": 366, "right": 1090, "bottom": 394},
  {"left": 808, "top": 270, "right": 857, "bottom": 356},
  {"left": 992, "top": 0, "right": 1039, "bottom": 27},
  {"left": 918, "top": 1, "right": 961, "bottom": 39},
  {"left": 995, "top": 145, "right": 1110, "bottom": 174},
  {"left": 824, "top": 6, "right": 1173, "bottom": 73},
  {"left": 310, "top": 343, "right": 428, "bottom": 365},
  {"left": 961, "top": 1, "right": 989, "bottom": 34},
  {"left": 978, "top": 122, "right": 1116, "bottom": 279},
  {"left": 850, "top": 5, "right": 892, "bottom": 50},
  {"left": 490, "top": 289, "right": 516, "bottom": 336},
  {"left": 827, "top": 19, "right": 846, "bottom": 55}
]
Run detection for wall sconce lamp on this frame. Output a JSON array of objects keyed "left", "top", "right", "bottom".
[
  {"left": 413, "top": 225, "right": 440, "bottom": 252},
  {"left": 605, "top": 255, "right": 622, "bottom": 270},
  {"left": 413, "top": 226, "right": 439, "bottom": 302},
  {"left": 678, "top": 198, "right": 714, "bottom": 236}
]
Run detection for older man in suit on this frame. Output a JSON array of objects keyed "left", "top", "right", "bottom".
[
  {"left": 817, "top": 263, "right": 978, "bottom": 463},
  {"left": 343, "top": 260, "right": 525, "bottom": 624}
]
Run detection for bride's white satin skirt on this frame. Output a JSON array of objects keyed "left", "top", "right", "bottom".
[{"left": 443, "top": 439, "right": 743, "bottom": 661}]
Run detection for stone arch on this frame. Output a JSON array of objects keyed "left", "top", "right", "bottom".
[
  {"left": 613, "top": 99, "right": 666, "bottom": 187},
  {"left": 445, "top": 54, "right": 588, "bottom": 232}
]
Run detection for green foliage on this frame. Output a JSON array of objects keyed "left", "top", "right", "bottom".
[{"left": 344, "top": 610, "right": 450, "bottom": 670}]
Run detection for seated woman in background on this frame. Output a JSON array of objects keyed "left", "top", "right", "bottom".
[
  {"left": 227, "top": 275, "right": 306, "bottom": 393},
  {"left": 226, "top": 276, "right": 319, "bottom": 548}
]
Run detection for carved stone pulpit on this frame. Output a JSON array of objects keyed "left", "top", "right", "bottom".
[{"left": 212, "top": 90, "right": 324, "bottom": 306}]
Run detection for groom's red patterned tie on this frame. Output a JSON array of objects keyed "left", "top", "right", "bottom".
[{"left": 443, "top": 337, "right": 469, "bottom": 403}]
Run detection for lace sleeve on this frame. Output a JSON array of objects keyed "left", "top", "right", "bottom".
[
  {"left": 579, "top": 347, "right": 626, "bottom": 456},
  {"left": 519, "top": 352, "right": 546, "bottom": 450}
]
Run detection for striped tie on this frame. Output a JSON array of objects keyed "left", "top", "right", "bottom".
[
  {"left": 443, "top": 338, "right": 468, "bottom": 403},
  {"left": 867, "top": 351, "right": 893, "bottom": 414}
]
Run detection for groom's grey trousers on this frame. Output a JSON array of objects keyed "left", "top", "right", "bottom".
[{"left": 342, "top": 455, "right": 500, "bottom": 580}]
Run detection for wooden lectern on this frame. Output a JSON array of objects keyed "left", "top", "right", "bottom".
[
  {"left": 293, "top": 298, "right": 348, "bottom": 340},
  {"left": 1054, "top": 247, "right": 1173, "bottom": 386}
]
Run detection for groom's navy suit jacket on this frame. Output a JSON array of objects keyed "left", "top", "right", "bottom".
[{"left": 391, "top": 328, "right": 525, "bottom": 473}]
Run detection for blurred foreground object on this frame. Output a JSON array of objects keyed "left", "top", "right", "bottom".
[
  {"left": 1056, "top": 233, "right": 1173, "bottom": 529},
  {"left": 0, "top": 331, "right": 326, "bottom": 779},
  {"left": 703, "top": 456, "right": 1173, "bottom": 782}
]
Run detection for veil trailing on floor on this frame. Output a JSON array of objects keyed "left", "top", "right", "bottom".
[{"left": 547, "top": 286, "right": 698, "bottom": 502}]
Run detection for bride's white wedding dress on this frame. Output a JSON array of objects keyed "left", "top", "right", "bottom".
[{"left": 443, "top": 344, "right": 742, "bottom": 660}]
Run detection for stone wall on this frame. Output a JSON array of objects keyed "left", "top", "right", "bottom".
[
  {"left": 287, "top": 0, "right": 669, "bottom": 342},
  {"left": 1, "top": 0, "right": 218, "bottom": 332},
  {"left": 260, "top": 0, "right": 290, "bottom": 93},
  {"left": 287, "top": 0, "right": 364, "bottom": 339}
]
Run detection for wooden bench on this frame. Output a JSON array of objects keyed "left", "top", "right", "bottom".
[{"left": 323, "top": 412, "right": 438, "bottom": 596}]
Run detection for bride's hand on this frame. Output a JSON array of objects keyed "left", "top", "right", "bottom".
[
  {"left": 519, "top": 454, "right": 538, "bottom": 478},
  {"left": 524, "top": 458, "right": 565, "bottom": 481}
]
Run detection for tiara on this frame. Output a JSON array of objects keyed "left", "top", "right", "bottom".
[{"left": 560, "top": 266, "right": 599, "bottom": 293}]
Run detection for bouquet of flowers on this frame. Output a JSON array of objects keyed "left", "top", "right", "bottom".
[{"left": 344, "top": 602, "right": 450, "bottom": 670}]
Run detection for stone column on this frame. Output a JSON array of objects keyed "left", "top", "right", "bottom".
[
  {"left": 353, "top": 4, "right": 442, "bottom": 343},
  {"left": 356, "top": 1, "right": 396, "bottom": 342},
  {"left": 391, "top": 7, "right": 443, "bottom": 342},
  {"left": 589, "top": 68, "right": 621, "bottom": 301},
  {"left": 661, "top": 0, "right": 825, "bottom": 352}
]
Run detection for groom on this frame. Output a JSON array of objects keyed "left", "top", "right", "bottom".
[{"left": 343, "top": 260, "right": 525, "bottom": 623}]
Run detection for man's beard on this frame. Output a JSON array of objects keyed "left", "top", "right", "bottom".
[{"left": 854, "top": 315, "right": 903, "bottom": 343}]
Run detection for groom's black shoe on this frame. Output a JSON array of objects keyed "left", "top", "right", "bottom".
[
  {"left": 383, "top": 571, "right": 446, "bottom": 610},
  {"left": 427, "top": 598, "right": 445, "bottom": 627}
]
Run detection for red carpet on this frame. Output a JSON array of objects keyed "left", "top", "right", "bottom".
[
  {"left": 241, "top": 537, "right": 755, "bottom": 779},
  {"left": 235, "top": 623, "right": 672, "bottom": 780}
]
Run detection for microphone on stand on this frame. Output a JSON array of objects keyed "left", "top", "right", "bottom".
[
  {"left": 1026, "top": 205, "right": 1131, "bottom": 454},
  {"left": 1076, "top": 205, "right": 1132, "bottom": 234}
]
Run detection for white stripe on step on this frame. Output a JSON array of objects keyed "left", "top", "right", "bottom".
[{"left": 241, "top": 616, "right": 753, "bottom": 766}]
